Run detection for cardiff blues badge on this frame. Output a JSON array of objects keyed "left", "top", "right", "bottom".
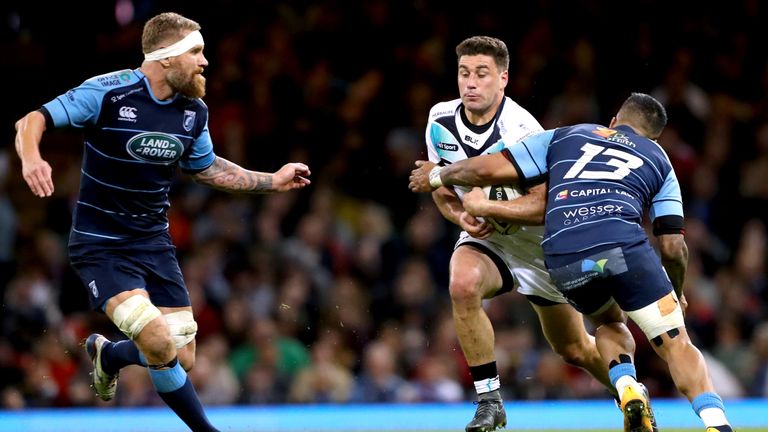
[{"left": 183, "top": 110, "right": 196, "bottom": 132}]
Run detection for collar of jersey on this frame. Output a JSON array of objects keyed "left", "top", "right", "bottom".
[
  {"left": 134, "top": 68, "right": 179, "bottom": 105},
  {"left": 613, "top": 124, "right": 638, "bottom": 135}
]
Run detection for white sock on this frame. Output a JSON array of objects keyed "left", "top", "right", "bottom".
[
  {"left": 699, "top": 407, "right": 729, "bottom": 427},
  {"left": 474, "top": 375, "right": 500, "bottom": 395},
  {"left": 615, "top": 375, "right": 640, "bottom": 399}
]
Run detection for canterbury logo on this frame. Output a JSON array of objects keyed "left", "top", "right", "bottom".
[{"left": 119, "top": 106, "right": 138, "bottom": 120}]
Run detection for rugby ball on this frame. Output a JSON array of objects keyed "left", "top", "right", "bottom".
[{"left": 482, "top": 184, "right": 523, "bottom": 235}]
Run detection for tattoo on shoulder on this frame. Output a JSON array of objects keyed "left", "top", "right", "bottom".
[{"left": 193, "top": 157, "right": 273, "bottom": 193}]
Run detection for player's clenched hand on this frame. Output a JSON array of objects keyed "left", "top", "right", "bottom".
[
  {"left": 22, "top": 158, "right": 54, "bottom": 197},
  {"left": 459, "top": 211, "right": 494, "bottom": 239},
  {"left": 408, "top": 160, "right": 437, "bottom": 192},
  {"left": 273, "top": 162, "right": 311, "bottom": 191},
  {"left": 462, "top": 187, "right": 488, "bottom": 217}
]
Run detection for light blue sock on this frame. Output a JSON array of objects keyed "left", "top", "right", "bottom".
[
  {"left": 692, "top": 392, "right": 725, "bottom": 414},
  {"left": 692, "top": 392, "right": 729, "bottom": 427},
  {"left": 608, "top": 363, "right": 636, "bottom": 388},
  {"left": 149, "top": 359, "right": 219, "bottom": 432}
]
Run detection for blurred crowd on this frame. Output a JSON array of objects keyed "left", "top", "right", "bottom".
[{"left": 2, "top": 0, "right": 768, "bottom": 409}]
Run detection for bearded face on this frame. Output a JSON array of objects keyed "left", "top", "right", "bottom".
[{"left": 166, "top": 60, "right": 206, "bottom": 99}]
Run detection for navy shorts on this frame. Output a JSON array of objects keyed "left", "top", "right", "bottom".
[
  {"left": 545, "top": 240, "right": 672, "bottom": 315},
  {"left": 69, "top": 234, "right": 190, "bottom": 311}
]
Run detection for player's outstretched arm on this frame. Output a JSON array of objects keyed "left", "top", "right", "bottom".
[
  {"left": 462, "top": 182, "right": 546, "bottom": 225},
  {"left": 15, "top": 110, "right": 54, "bottom": 198},
  {"left": 408, "top": 153, "right": 519, "bottom": 192},
  {"left": 192, "top": 156, "right": 311, "bottom": 193}
]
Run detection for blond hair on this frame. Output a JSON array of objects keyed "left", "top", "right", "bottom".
[{"left": 142, "top": 12, "right": 201, "bottom": 54}]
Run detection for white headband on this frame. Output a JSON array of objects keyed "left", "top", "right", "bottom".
[{"left": 144, "top": 30, "right": 204, "bottom": 62}]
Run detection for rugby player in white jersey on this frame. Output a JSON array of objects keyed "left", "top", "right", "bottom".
[{"left": 414, "top": 36, "right": 653, "bottom": 432}]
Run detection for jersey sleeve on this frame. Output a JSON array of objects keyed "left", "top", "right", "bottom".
[
  {"left": 425, "top": 120, "right": 440, "bottom": 164},
  {"left": 500, "top": 129, "right": 555, "bottom": 184},
  {"left": 179, "top": 121, "right": 216, "bottom": 173},
  {"left": 41, "top": 80, "right": 107, "bottom": 129},
  {"left": 649, "top": 169, "right": 684, "bottom": 221}
]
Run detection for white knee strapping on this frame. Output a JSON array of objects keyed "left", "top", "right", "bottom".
[
  {"left": 164, "top": 311, "right": 198, "bottom": 348},
  {"left": 627, "top": 291, "right": 685, "bottom": 340},
  {"left": 112, "top": 295, "right": 162, "bottom": 340}
]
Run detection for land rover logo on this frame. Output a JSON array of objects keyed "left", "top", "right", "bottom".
[{"left": 126, "top": 132, "right": 183, "bottom": 164}]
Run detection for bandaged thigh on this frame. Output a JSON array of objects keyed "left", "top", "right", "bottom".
[
  {"left": 112, "top": 295, "right": 163, "bottom": 340},
  {"left": 164, "top": 311, "right": 198, "bottom": 348},
  {"left": 626, "top": 291, "right": 685, "bottom": 340}
]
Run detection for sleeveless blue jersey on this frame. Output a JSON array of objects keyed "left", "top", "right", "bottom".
[
  {"left": 42, "top": 69, "right": 216, "bottom": 245},
  {"left": 501, "top": 124, "right": 683, "bottom": 257}
]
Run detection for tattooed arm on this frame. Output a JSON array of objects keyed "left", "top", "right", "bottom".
[{"left": 192, "top": 156, "right": 311, "bottom": 193}]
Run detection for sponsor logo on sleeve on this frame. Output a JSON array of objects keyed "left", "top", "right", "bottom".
[
  {"left": 431, "top": 109, "right": 454, "bottom": 119},
  {"left": 555, "top": 190, "right": 569, "bottom": 201},
  {"left": 97, "top": 75, "right": 123, "bottom": 87}
]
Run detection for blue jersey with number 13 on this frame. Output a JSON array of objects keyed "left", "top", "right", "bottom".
[{"left": 501, "top": 124, "right": 683, "bottom": 257}]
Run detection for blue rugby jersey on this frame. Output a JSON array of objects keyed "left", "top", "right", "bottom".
[
  {"left": 41, "top": 69, "right": 216, "bottom": 245},
  {"left": 501, "top": 124, "right": 683, "bottom": 256}
]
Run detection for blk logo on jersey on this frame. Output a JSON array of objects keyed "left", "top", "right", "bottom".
[
  {"left": 126, "top": 132, "right": 184, "bottom": 164},
  {"left": 118, "top": 106, "right": 138, "bottom": 123},
  {"left": 183, "top": 110, "right": 196, "bottom": 132},
  {"left": 464, "top": 135, "right": 479, "bottom": 145},
  {"left": 89, "top": 280, "right": 99, "bottom": 297}
]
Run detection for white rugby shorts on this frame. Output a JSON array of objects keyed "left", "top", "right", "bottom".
[{"left": 455, "top": 229, "right": 567, "bottom": 304}]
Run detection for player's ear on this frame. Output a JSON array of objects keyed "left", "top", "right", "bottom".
[
  {"left": 609, "top": 116, "right": 617, "bottom": 128},
  {"left": 159, "top": 58, "right": 172, "bottom": 68}
]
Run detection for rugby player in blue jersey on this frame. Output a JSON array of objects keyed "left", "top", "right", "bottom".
[
  {"left": 410, "top": 93, "right": 732, "bottom": 432},
  {"left": 15, "top": 12, "right": 310, "bottom": 432}
]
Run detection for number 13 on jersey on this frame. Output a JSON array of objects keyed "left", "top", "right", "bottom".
[{"left": 564, "top": 143, "right": 644, "bottom": 180}]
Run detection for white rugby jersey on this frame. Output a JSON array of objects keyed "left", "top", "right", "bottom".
[{"left": 424, "top": 96, "right": 546, "bottom": 262}]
